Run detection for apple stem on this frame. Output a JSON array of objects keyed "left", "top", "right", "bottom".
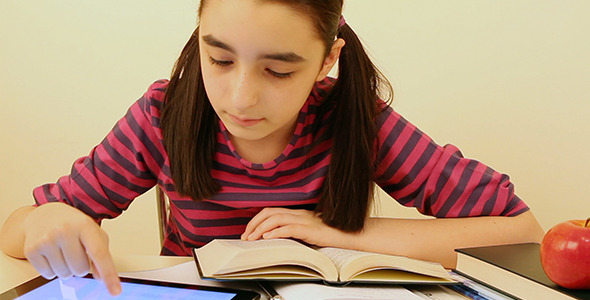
[{"left": 586, "top": 217, "right": 590, "bottom": 228}]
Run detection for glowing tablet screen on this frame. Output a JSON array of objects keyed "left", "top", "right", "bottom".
[{"left": 12, "top": 276, "right": 249, "bottom": 300}]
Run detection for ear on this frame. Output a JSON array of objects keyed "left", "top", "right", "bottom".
[{"left": 316, "top": 38, "right": 346, "bottom": 81}]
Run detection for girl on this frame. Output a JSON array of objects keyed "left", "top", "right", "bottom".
[{"left": 0, "top": 0, "right": 544, "bottom": 296}]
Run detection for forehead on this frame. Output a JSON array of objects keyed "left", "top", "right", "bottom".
[
  {"left": 200, "top": 0, "right": 311, "bottom": 21},
  {"left": 199, "top": 0, "right": 320, "bottom": 42}
]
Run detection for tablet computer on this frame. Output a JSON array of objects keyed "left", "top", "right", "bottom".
[{"left": 0, "top": 275, "right": 260, "bottom": 300}]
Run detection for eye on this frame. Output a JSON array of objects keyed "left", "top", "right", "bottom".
[
  {"left": 266, "top": 68, "right": 293, "bottom": 79},
  {"left": 209, "top": 56, "right": 233, "bottom": 66}
]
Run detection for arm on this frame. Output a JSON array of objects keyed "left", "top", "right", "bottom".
[
  {"left": 32, "top": 81, "right": 169, "bottom": 223},
  {"left": 350, "top": 211, "right": 544, "bottom": 268},
  {"left": 241, "top": 208, "right": 544, "bottom": 268},
  {"left": 0, "top": 81, "right": 168, "bottom": 295}
]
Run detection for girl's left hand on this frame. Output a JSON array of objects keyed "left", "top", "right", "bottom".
[{"left": 241, "top": 207, "right": 353, "bottom": 248}]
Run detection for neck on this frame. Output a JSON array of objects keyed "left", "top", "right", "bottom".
[{"left": 230, "top": 120, "right": 297, "bottom": 164}]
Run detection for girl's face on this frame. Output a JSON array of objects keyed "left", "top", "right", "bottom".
[{"left": 199, "top": 0, "right": 341, "bottom": 150}]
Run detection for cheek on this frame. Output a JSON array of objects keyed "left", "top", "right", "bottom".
[
  {"left": 275, "top": 75, "right": 317, "bottom": 106},
  {"left": 201, "top": 66, "right": 227, "bottom": 107},
  {"left": 268, "top": 88, "right": 310, "bottom": 120}
]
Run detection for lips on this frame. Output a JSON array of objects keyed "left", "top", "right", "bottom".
[{"left": 228, "top": 114, "right": 263, "bottom": 127}]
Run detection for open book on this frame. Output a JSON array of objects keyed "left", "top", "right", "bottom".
[{"left": 193, "top": 239, "right": 455, "bottom": 285}]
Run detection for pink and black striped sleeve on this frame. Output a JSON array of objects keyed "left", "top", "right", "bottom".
[
  {"left": 32, "top": 80, "right": 169, "bottom": 222},
  {"left": 373, "top": 105, "right": 529, "bottom": 218}
]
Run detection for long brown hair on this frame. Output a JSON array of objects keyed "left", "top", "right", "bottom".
[{"left": 161, "top": 0, "right": 393, "bottom": 232}]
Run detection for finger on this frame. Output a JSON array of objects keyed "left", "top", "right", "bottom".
[
  {"left": 90, "top": 260, "right": 100, "bottom": 280},
  {"left": 241, "top": 208, "right": 277, "bottom": 239},
  {"left": 242, "top": 208, "right": 301, "bottom": 240},
  {"left": 92, "top": 252, "right": 121, "bottom": 296},
  {"left": 247, "top": 212, "right": 306, "bottom": 241},
  {"left": 246, "top": 209, "right": 316, "bottom": 240},
  {"left": 243, "top": 209, "right": 286, "bottom": 240},
  {"left": 262, "top": 224, "right": 306, "bottom": 240},
  {"left": 60, "top": 239, "right": 91, "bottom": 277},
  {"left": 38, "top": 244, "right": 73, "bottom": 279},
  {"left": 25, "top": 251, "right": 56, "bottom": 279},
  {"left": 80, "top": 229, "right": 121, "bottom": 296}
]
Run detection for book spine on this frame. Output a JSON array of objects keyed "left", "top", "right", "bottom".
[{"left": 450, "top": 271, "right": 517, "bottom": 300}]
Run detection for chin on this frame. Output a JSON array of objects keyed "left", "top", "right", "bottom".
[{"left": 224, "top": 124, "right": 269, "bottom": 141}]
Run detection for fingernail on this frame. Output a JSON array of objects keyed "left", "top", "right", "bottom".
[{"left": 247, "top": 233, "right": 255, "bottom": 240}]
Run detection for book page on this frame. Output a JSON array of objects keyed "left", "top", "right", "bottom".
[
  {"left": 317, "top": 247, "right": 452, "bottom": 282},
  {"left": 317, "top": 247, "right": 372, "bottom": 272},
  {"left": 215, "top": 239, "right": 303, "bottom": 250},
  {"left": 195, "top": 239, "right": 339, "bottom": 281}
]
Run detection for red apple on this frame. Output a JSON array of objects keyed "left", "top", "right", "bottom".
[{"left": 540, "top": 218, "right": 590, "bottom": 289}]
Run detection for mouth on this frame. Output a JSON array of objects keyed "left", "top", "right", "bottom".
[{"left": 228, "top": 113, "right": 264, "bottom": 127}]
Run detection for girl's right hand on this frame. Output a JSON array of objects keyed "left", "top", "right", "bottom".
[{"left": 23, "top": 202, "right": 121, "bottom": 296}]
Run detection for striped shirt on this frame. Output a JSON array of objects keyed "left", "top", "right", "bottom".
[{"left": 33, "top": 78, "right": 529, "bottom": 256}]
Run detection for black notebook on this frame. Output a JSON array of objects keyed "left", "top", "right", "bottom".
[{"left": 454, "top": 243, "right": 590, "bottom": 300}]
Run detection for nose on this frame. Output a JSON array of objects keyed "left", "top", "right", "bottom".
[{"left": 232, "top": 70, "right": 259, "bottom": 112}]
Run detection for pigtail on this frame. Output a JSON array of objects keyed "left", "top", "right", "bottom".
[
  {"left": 161, "top": 27, "right": 220, "bottom": 199},
  {"left": 316, "top": 23, "right": 393, "bottom": 232}
]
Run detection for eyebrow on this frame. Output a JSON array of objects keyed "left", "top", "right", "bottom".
[{"left": 202, "top": 34, "right": 305, "bottom": 63}]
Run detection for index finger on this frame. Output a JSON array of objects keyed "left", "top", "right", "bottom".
[
  {"left": 80, "top": 228, "right": 121, "bottom": 296},
  {"left": 241, "top": 207, "right": 280, "bottom": 240}
]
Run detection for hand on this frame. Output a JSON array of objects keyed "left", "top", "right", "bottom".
[
  {"left": 23, "top": 202, "right": 121, "bottom": 296},
  {"left": 241, "top": 207, "right": 354, "bottom": 248}
]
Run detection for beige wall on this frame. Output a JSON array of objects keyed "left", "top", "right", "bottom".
[{"left": 1, "top": 1, "right": 589, "bottom": 256}]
